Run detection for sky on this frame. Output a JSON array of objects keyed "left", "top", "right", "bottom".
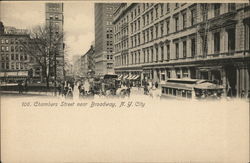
[{"left": 0, "top": 1, "right": 95, "bottom": 62}]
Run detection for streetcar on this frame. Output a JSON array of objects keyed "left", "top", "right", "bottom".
[{"left": 161, "top": 78, "right": 224, "bottom": 100}]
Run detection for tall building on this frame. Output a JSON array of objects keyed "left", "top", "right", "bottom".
[
  {"left": 113, "top": 3, "right": 250, "bottom": 98},
  {"left": 45, "top": 3, "right": 64, "bottom": 80},
  {"left": 94, "top": 3, "right": 119, "bottom": 75}
]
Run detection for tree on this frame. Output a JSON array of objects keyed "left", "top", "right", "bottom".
[{"left": 20, "top": 24, "right": 64, "bottom": 88}]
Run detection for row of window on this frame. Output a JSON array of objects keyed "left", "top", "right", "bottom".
[
  {"left": 1, "top": 62, "right": 28, "bottom": 70},
  {"left": 115, "top": 28, "right": 238, "bottom": 67},
  {"left": 1, "top": 39, "right": 27, "bottom": 44},
  {"left": 1, "top": 46, "right": 25, "bottom": 52},
  {"left": 1, "top": 53, "right": 28, "bottom": 61}
]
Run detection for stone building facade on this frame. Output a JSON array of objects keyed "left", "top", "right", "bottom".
[
  {"left": 113, "top": 3, "right": 250, "bottom": 98},
  {"left": 94, "top": 3, "right": 120, "bottom": 75},
  {"left": 0, "top": 24, "right": 40, "bottom": 81}
]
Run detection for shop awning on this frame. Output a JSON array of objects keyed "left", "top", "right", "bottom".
[
  {"left": 127, "top": 75, "right": 134, "bottom": 80},
  {"left": 123, "top": 75, "right": 129, "bottom": 79},
  {"left": 117, "top": 75, "right": 123, "bottom": 80},
  {"left": 131, "top": 75, "right": 140, "bottom": 80}
]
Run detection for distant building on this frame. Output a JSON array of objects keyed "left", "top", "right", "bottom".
[
  {"left": 113, "top": 3, "right": 250, "bottom": 98},
  {"left": 80, "top": 45, "right": 95, "bottom": 77},
  {"left": 94, "top": 3, "right": 120, "bottom": 75},
  {"left": 72, "top": 55, "right": 81, "bottom": 77},
  {"left": 45, "top": 3, "right": 64, "bottom": 80},
  {"left": 0, "top": 22, "right": 4, "bottom": 35}
]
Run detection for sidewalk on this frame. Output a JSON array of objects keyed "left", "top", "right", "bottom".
[{"left": 0, "top": 90, "right": 55, "bottom": 96}]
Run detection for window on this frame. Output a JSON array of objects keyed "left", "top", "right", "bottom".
[
  {"left": 155, "top": 46, "right": 158, "bottom": 61},
  {"left": 143, "top": 50, "right": 146, "bottom": 63},
  {"left": 11, "top": 46, "right": 14, "bottom": 52},
  {"left": 166, "top": 44, "right": 170, "bottom": 60},
  {"left": 160, "top": 3, "right": 164, "bottom": 16},
  {"left": 150, "top": 27, "right": 153, "bottom": 40},
  {"left": 201, "top": 4, "right": 208, "bottom": 21},
  {"left": 167, "top": 3, "right": 170, "bottom": 12},
  {"left": 138, "top": 19, "right": 140, "bottom": 29},
  {"left": 5, "top": 39, "right": 9, "bottom": 44},
  {"left": 146, "top": 30, "right": 149, "bottom": 42},
  {"left": 11, "top": 54, "right": 14, "bottom": 60},
  {"left": 151, "top": 47, "right": 153, "bottom": 62},
  {"left": 166, "top": 20, "right": 170, "bottom": 34},
  {"left": 155, "top": 24, "right": 158, "bottom": 38},
  {"left": 175, "top": 16, "right": 179, "bottom": 32},
  {"left": 6, "top": 54, "right": 9, "bottom": 61},
  {"left": 50, "top": 15, "right": 53, "bottom": 19},
  {"left": 176, "top": 3, "right": 179, "bottom": 8},
  {"left": 245, "top": 23, "right": 250, "bottom": 50},
  {"left": 6, "top": 62, "right": 9, "bottom": 69},
  {"left": 16, "top": 54, "right": 19, "bottom": 60},
  {"left": 6, "top": 46, "right": 9, "bottom": 52},
  {"left": 20, "top": 54, "right": 23, "bottom": 60},
  {"left": 1, "top": 54, "right": 4, "bottom": 61},
  {"left": 214, "top": 32, "right": 220, "bottom": 53},
  {"left": 143, "top": 16, "right": 145, "bottom": 26},
  {"left": 228, "top": 28, "right": 235, "bottom": 51},
  {"left": 176, "top": 69, "right": 181, "bottom": 78},
  {"left": 155, "top": 5, "right": 158, "bottom": 19},
  {"left": 183, "top": 41, "right": 187, "bottom": 58},
  {"left": 191, "top": 38, "right": 196, "bottom": 57},
  {"left": 202, "top": 35, "right": 208, "bottom": 56},
  {"left": 214, "top": 4, "right": 220, "bottom": 17},
  {"left": 55, "top": 15, "right": 59, "bottom": 19},
  {"left": 138, "top": 33, "right": 140, "bottom": 45},
  {"left": 20, "top": 63, "right": 23, "bottom": 69},
  {"left": 138, "top": 51, "right": 141, "bottom": 63},
  {"left": 146, "top": 14, "right": 149, "bottom": 24},
  {"left": 1, "top": 63, "right": 4, "bottom": 69},
  {"left": 1, "top": 39, "right": 4, "bottom": 44},
  {"left": 228, "top": 3, "right": 236, "bottom": 11},
  {"left": 1, "top": 46, "right": 4, "bottom": 52},
  {"left": 11, "top": 63, "right": 14, "bottom": 69},
  {"left": 182, "top": 12, "right": 187, "bottom": 28},
  {"left": 182, "top": 68, "right": 188, "bottom": 78},
  {"left": 191, "top": 8, "right": 197, "bottom": 26},
  {"left": 24, "top": 54, "right": 28, "bottom": 60},
  {"left": 160, "top": 22, "right": 164, "bottom": 36},
  {"left": 175, "top": 43, "right": 179, "bottom": 59},
  {"left": 161, "top": 46, "right": 164, "bottom": 61},
  {"left": 16, "top": 63, "right": 19, "bottom": 69},
  {"left": 147, "top": 48, "right": 149, "bottom": 62}
]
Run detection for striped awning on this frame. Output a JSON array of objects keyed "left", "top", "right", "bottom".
[
  {"left": 123, "top": 75, "right": 129, "bottom": 79},
  {"left": 132, "top": 75, "right": 140, "bottom": 80},
  {"left": 117, "top": 75, "right": 123, "bottom": 80},
  {"left": 127, "top": 75, "right": 134, "bottom": 80}
]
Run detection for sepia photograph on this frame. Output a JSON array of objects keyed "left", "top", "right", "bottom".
[{"left": 0, "top": 1, "right": 249, "bottom": 162}]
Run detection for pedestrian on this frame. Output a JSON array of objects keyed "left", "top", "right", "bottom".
[
  {"left": 66, "top": 84, "right": 73, "bottom": 99},
  {"left": 18, "top": 81, "right": 23, "bottom": 94},
  {"left": 155, "top": 81, "right": 158, "bottom": 89},
  {"left": 24, "top": 79, "right": 28, "bottom": 93}
]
